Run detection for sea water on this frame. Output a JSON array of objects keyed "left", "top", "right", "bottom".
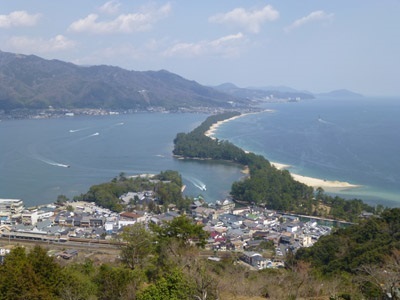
[
  {"left": 0, "top": 113, "right": 244, "bottom": 207},
  {"left": 2, "top": 98, "right": 399, "bottom": 208},
  {"left": 214, "top": 97, "right": 400, "bottom": 207}
]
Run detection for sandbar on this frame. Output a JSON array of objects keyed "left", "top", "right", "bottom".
[
  {"left": 272, "top": 162, "right": 360, "bottom": 190},
  {"left": 204, "top": 112, "right": 361, "bottom": 191},
  {"left": 204, "top": 110, "right": 274, "bottom": 140}
]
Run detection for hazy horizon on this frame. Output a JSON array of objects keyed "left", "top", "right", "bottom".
[{"left": 1, "top": 1, "right": 399, "bottom": 97}]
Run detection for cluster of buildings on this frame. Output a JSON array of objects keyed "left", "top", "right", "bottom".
[
  {"left": 191, "top": 198, "right": 332, "bottom": 270},
  {"left": 0, "top": 196, "right": 332, "bottom": 269}
]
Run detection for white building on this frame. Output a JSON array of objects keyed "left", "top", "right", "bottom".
[
  {"left": 22, "top": 210, "right": 39, "bottom": 225},
  {"left": 0, "top": 199, "right": 24, "bottom": 218}
]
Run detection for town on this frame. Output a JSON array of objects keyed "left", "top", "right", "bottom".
[{"left": 0, "top": 191, "right": 337, "bottom": 270}]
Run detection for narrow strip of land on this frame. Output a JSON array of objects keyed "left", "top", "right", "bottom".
[{"left": 205, "top": 111, "right": 361, "bottom": 191}]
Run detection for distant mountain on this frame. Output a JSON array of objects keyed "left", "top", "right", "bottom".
[
  {"left": 0, "top": 51, "right": 244, "bottom": 111},
  {"left": 316, "top": 89, "right": 364, "bottom": 99},
  {"left": 247, "top": 85, "right": 312, "bottom": 94},
  {"left": 214, "top": 83, "right": 314, "bottom": 101}
]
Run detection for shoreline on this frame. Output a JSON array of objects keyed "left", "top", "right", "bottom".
[
  {"left": 204, "top": 110, "right": 274, "bottom": 140},
  {"left": 205, "top": 112, "right": 361, "bottom": 191},
  {"left": 271, "top": 163, "right": 361, "bottom": 190}
]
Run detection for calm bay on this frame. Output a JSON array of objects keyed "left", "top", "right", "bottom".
[{"left": 0, "top": 113, "right": 244, "bottom": 207}]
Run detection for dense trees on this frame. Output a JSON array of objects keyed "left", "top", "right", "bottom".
[
  {"left": 174, "top": 113, "right": 314, "bottom": 212},
  {"left": 173, "top": 113, "right": 378, "bottom": 222},
  {"left": 3, "top": 208, "right": 400, "bottom": 299},
  {"left": 74, "top": 170, "right": 189, "bottom": 212},
  {"left": 296, "top": 208, "right": 400, "bottom": 274},
  {"left": 119, "top": 223, "right": 156, "bottom": 270},
  {"left": 0, "top": 246, "right": 63, "bottom": 299}
]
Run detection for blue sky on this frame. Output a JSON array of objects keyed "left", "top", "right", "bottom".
[{"left": 1, "top": 1, "right": 399, "bottom": 96}]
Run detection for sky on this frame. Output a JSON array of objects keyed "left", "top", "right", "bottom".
[{"left": 1, "top": 1, "right": 399, "bottom": 96}]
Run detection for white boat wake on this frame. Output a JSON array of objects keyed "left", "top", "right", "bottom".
[
  {"left": 318, "top": 117, "right": 334, "bottom": 125},
  {"left": 186, "top": 176, "right": 207, "bottom": 191},
  {"left": 37, "top": 157, "right": 70, "bottom": 168},
  {"left": 69, "top": 127, "right": 89, "bottom": 133}
]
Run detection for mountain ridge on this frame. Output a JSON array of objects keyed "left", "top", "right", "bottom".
[
  {"left": 213, "top": 82, "right": 315, "bottom": 101},
  {"left": 316, "top": 89, "right": 364, "bottom": 99},
  {"left": 0, "top": 50, "right": 245, "bottom": 111}
]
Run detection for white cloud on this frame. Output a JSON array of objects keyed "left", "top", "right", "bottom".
[
  {"left": 7, "top": 35, "right": 76, "bottom": 53},
  {"left": 285, "top": 10, "right": 334, "bottom": 32},
  {"left": 98, "top": 1, "right": 121, "bottom": 15},
  {"left": 209, "top": 5, "right": 279, "bottom": 34},
  {"left": 69, "top": 3, "right": 171, "bottom": 34},
  {"left": 164, "top": 32, "right": 246, "bottom": 58},
  {"left": 0, "top": 10, "right": 41, "bottom": 28}
]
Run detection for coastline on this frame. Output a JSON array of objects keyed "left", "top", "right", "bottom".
[
  {"left": 271, "top": 163, "right": 361, "bottom": 190},
  {"left": 204, "top": 110, "right": 273, "bottom": 140},
  {"left": 205, "top": 111, "right": 361, "bottom": 191}
]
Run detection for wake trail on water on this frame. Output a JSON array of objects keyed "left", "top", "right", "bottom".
[
  {"left": 69, "top": 127, "right": 89, "bottom": 133},
  {"left": 317, "top": 117, "right": 335, "bottom": 125},
  {"left": 35, "top": 156, "right": 70, "bottom": 168},
  {"left": 104, "top": 122, "right": 124, "bottom": 131},
  {"left": 185, "top": 176, "right": 207, "bottom": 191}
]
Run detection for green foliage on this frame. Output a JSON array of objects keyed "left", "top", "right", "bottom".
[
  {"left": 120, "top": 223, "right": 157, "bottom": 270},
  {"left": 59, "top": 263, "right": 98, "bottom": 300},
  {"left": 173, "top": 113, "right": 314, "bottom": 212},
  {"left": 173, "top": 112, "right": 248, "bottom": 163},
  {"left": 296, "top": 208, "right": 400, "bottom": 275},
  {"left": 151, "top": 215, "right": 209, "bottom": 248},
  {"left": 95, "top": 264, "right": 139, "bottom": 300},
  {"left": 137, "top": 268, "right": 194, "bottom": 300},
  {"left": 55, "top": 194, "right": 69, "bottom": 205},
  {"left": 0, "top": 246, "right": 62, "bottom": 300},
  {"left": 154, "top": 170, "right": 182, "bottom": 186},
  {"left": 77, "top": 170, "right": 186, "bottom": 212},
  {"left": 173, "top": 113, "right": 376, "bottom": 222},
  {"left": 0, "top": 51, "right": 241, "bottom": 111}
]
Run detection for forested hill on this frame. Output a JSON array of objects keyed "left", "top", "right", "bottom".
[
  {"left": 173, "top": 113, "right": 376, "bottom": 221},
  {"left": 173, "top": 112, "right": 314, "bottom": 212},
  {"left": 296, "top": 208, "right": 400, "bottom": 275},
  {"left": 0, "top": 50, "right": 245, "bottom": 111}
]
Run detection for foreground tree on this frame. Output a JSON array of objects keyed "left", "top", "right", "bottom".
[
  {"left": 0, "top": 246, "right": 62, "bottom": 300},
  {"left": 356, "top": 250, "right": 400, "bottom": 299},
  {"left": 119, "top": 223, "right": 157, "bottom": 270},
  {"left": 95, "top": 264, "right": 141, "bottom": 300},
  {"left": 136, "top": 268, "right": 194, "bottom": 300},
  {"left": 151, "top": 215, "right": 209, "bottom": 248}
]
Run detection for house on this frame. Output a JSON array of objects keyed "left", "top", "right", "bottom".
[
  {"left": 241, "top": 251, "right": 269, "bottom": 270},
  {"left": 296, "top": 234, "right": 313, "bottom": 247},
  {"left": 119, "top": 192, "right": 143, "bottom": 204},
  {"left": 21, "top": 210, "right": 39, "bottom": 225},
  {"left": 286, "top": 223, "right": 299, "bottom": 233},
  {"left": 0, "top": 199, "right": 24, "bottom": 221},
  {"left": 57, "top": 249, "right": 78, "bottom": 260},
  {"left": 215, "top": 199, "right": 235, "bottom": 212},
  {"left": 192, "top": 206, "right": 216, "bottom": 220},
  {"left": 120, "top": 211, "right": 147, "bottom": 223},
  {"left": 244, "top": 239, "right": 263, "bottom": 250}
]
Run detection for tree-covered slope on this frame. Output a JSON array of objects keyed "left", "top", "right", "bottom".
[
  {"left": 296, "top": 208, "right": 400, "bottom": 275},
  {"left": 173, "top": 113, "right": 376, "bottom": 220},
  {"left": 0, "top": 50, "right": 244, "bottom": 111}
]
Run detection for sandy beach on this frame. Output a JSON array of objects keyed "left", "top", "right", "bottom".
[
  {"left": 271, "top": 162, "right": 360, "bottom": 190},
  {"left": 204, "top": 115, "right": 243, "bottom": 140},
  {"left": 204, "top": 110, "right": 274, "bottom": 140},
  {"left": 204, "top": 112, "right": 361, "bottom": 191}
]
